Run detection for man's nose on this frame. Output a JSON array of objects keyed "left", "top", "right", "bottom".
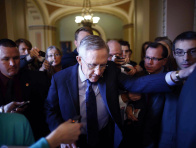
[
  {"left": 94, "top": 67, "right": 102, "bottom": 75},
  {"left": 25, "top": 49, "right": 29, "bottom": 55},
  {"left": 123, "top": 51, "right": 126, "bottom": 56},
  {"left": 183, "top": 52, "right": 189, "bottom": 61},
  {"left": 148, "top": 59, "right": 153, "bottom": 64},
  {"left": 9, "top": 59, "right": 15, "bottom": 66}
]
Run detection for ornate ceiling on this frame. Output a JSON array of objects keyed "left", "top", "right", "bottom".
[{"left": 28, "top": 0, "right": 133, "bottom": 25}]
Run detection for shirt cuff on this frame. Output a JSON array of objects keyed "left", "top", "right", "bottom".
[
  {"left": 165, "top": 71, "right": 176, "bottom": 86},
  {"left": 26, "top": 54, "right": 33, "bottom": 62},
  {"left": 30, "top": 137, "right": 50, "bottom": 148}
]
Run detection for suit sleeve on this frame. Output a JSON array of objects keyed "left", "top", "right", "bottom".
[
  {"left": 20, "top": 55, "right": 29, "bottom": 69},
  {"left": 45, "top": 76, "right": 64, "bottom": 131},
  {"left": 119, "top": 72, "right": 171, "bottom": 93}
]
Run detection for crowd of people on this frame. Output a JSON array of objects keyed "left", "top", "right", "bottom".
[{"left": 0, "top": 27, "right": 196, "bottom": 148}]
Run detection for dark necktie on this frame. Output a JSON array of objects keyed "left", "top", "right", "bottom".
[{"left": 86, "top": 80, "right": 99, "bottom": 146}]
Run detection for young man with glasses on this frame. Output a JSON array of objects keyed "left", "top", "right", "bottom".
[
  {"left": 173, "top": 31, "right": 196, "bottom": 147},
  {"left": 45, "top": 35, "right": 195, "bottom": 148}
]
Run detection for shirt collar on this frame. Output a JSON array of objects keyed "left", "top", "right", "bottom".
[{"left": 78, "top": 65, "right": 88, "bottom": 82}]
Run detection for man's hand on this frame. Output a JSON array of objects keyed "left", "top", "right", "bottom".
[
  {"left": 112, "top": 55, "right": 126, "bottom": 65},
  {"left": 134, "top": 65, "right": 143, "bottom": 72},
  {"left": 121, "top": 93, "right": 129, "bottom": 103},
  {"left": 46, "top": 119, "right": 82, "bottom": 148},
  {"left": 123, "top": 65, "right": 136, "bottom": 76},
  {"left": 126, "top": 105, "right": 138, "bottom": 121},
  {"left": 128, "top": 93, "right": 142, "bottom": 101},
  {"left": 171, "top": 63, "right": 196, "bottom": 82},
  {"left": 29, "top": 47, "right": 40, "bottom": 58},
  {"left": 4, "top": 101, "right": 26, "bottom": 113},
  {"left": 39, "top": 60, "right": 51, "bottom": 71}
]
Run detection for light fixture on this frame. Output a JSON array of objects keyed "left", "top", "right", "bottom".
[{"left": 75, "top": 0, "right": 100, "bottom": 28}]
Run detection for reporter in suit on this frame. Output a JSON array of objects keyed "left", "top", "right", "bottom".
[
  {"left": 45, "top": 35, "right": 195, "bottom": 148},
  {"left": 0, "top": 39, "right": 50, "bottom": 140}
]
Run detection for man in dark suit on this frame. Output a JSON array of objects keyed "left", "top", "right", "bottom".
[
  {"left": 119, "top": 40, "right": 137, "bottom": 67},
  {"left": 45, "top": 35, "right": 195, "bottom": 148},
  {"left": 16, "top": 38, "right": 44, "bottom": 70},
  {"left": 174, "top": 31, "right": 196, "bottom": 148},
  {"left": 142, "top": 42, "right": 170, "bottom": 148},
  {"left": 61, "top": 27, "right": 93, "bottom": 69},
  {"left": 0, "top": 39, "right": 50, "bottom": 140},
  {"left": 176, "top": 68, "right": 196, "bottom": 148}
]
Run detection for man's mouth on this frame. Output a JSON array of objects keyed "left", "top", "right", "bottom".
[
  {"left": 181, "top": 63, "right": 191, "bottom": 68},
  {"left": 9, "top": 68, "right": 18, "bottom": 73},
  {"left": 146, "top": 66, "right": 152, "bottom": 70}
]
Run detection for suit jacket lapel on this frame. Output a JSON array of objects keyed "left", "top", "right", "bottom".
[
  {"left": 98, "top": 76, "right": 115, "bottom": 120},
  {"left": 66, "top": 64, "right": 80, "bottom": 115}
]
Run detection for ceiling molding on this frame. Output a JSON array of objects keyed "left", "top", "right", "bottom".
[
  {"left": 44, "top": 0, "right": 131, "bottom": 7},
  {"left": 45, "top": 3, "right": 61, "bottom": 15},
  {"left": 115, "top": 1, "right": 131, "bottom": 14},
  {"left": 49, "top": 7, "right": 130, "bottom": 25}
]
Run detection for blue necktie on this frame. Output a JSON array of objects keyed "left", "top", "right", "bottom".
[{"left": 86, "top": 80, "right": 99, "bottom": 146}]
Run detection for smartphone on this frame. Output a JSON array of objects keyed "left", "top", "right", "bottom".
[
  {"left": 121, "top": 65, "right": 131, "bottom": 72},
  {"left": 39, "top": 51, "right": 46, "bottom": 57},
  {"left": 72, "top": 115, "right": 81, "bottom": 123},
  {"left": 12, "top": 101, "right": 30, "bottom": 111}
]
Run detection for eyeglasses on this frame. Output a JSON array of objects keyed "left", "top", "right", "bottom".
[
  {"left": 144, "top": 56, "right": 165, "bottom": 62},
  {"left": 174, "top": 48, "right": 196, "bottom": 57},
  {"left": 81, "top": 57, "right": 108, "bottom": 70},
  {"left": 48, "top": 53, "right": 61, "bottom": 58}
]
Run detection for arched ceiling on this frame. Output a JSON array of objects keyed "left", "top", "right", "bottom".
[{"left": 30, "top": 0, "right": 134, "bottom": 25}]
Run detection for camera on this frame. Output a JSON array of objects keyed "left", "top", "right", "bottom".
[{"left": 39, "top": 51, "right": 46, "bottom": 57}]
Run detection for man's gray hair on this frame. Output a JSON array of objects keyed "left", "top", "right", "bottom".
[{"left": 78, "top": 35, "right": 109, "bottom": 57}]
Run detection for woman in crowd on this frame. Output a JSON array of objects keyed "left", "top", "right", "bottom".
[{"left": 40, "top": 46, "right": 62, "bottom": 78}]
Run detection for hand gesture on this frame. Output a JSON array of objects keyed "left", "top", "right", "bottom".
[
  {"left": 40, "top": 60, "right": 51, "bottom": 71},
  {"left": 123, "top": 65, "right": 136, "bottom": 76},
  {"left": 172, "top": 63, "right": 196, "bottom": 81},
  {"left": 112, "top": 55, "right": 126, "bottom": 65},
  {"left": 128, "top": 93, "right": 142, "bottom": 101},
  {"left": 29, "top": 47, "right": 40, "bottom": 58},
  {"left": 126, "top": 105, "right": 138, "bottom": 121},
  {"left": 46, "top": 119, "right": 82, "bottom": 148},
  {"left": 4, "top": 101, "right": 26, "bottom": 113}
]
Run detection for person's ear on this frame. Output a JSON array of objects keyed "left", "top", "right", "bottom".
[
  {"left": 172, "top": 51, "right": 176, "bottom": 59},
  {"left": 76, "top": 56, "right": 82, "bottom": 65},
  {"left": 74, "top": 40, "right": 78, "bottom": 48},
  {"left": 162, "top": 58, "right": 168, "bottom": 66}
]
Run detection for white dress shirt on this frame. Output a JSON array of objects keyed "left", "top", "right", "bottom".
[{"left": 78, "top": 65, "right": 109, "bottom": 134}]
